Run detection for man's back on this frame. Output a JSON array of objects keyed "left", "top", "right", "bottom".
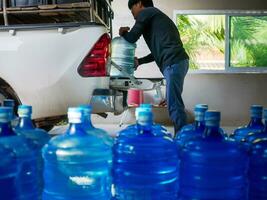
[{"left": 137, "top": 7, "right": 189, "bottom": 71}]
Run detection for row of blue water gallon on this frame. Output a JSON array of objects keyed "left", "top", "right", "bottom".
[{"left": 0, "top": 99, "right": 266, "bottom": 199}]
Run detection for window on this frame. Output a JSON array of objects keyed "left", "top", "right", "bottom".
[{"left": 174, "top": 11, "right": 267, "bottom": 71}]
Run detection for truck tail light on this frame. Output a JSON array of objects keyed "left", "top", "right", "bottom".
[{"left": 78, "top": 33, "right": 111, "bottom": 77}]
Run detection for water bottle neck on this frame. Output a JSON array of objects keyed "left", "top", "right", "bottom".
[
  {"left": 83, "top": 115, "right": 94, "bottom": 128},
  {"left": 67, "top": 123, "right": 86, "bottom": 135},
  {"left": 194, "top": 120, "right": 205, "bottom": 130},
  {"left": 137, "top": 121, "right": 153, "bottom": 134},
  {"left": 18, "top": 116, "right": 35, "bottom": 129},
  {"left": 248, "top": 117, "right": 263, "bottom": 127},
  {"left": 203, "top": 125, "right": 223, "bottom": 139},
  {"left": 0, "top": 122, "right": 16, "bottom": 136}
]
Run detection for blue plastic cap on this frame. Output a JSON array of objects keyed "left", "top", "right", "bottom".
[
  {"left": 79, "top": 105, "right": 92, "bottom": 116},
  {"left": 250, "top": 105, "right": 263, "bottom": 118},
  {"left": 264, "top": 108, "right": 267, "bottom": 120},
  {"left": 3, "top": 99, "right": 15, "bottom": 107},
  {"left": 18, "top": 105, "right": 32, "bottom": 117},
  {"left": 194, "top": 106, "right": 208, "bottom": 121},
  {"left": 140, "top": 104, "right": 152, "bottom": 109},
  {"left": 137, "top": 110, "right": 153, "bottom": 125},
  {"left": 67, "top": 107, "right": 83, "bottom": 123},
  {"left": 205, "top": 111, "right": 221, "bottom": 122},
  {"left": 195, "top": 104, "right": 208, "bottom": 109},
  {"left": 135, "top": 106, "right": 152, "bottom": 118},
  {"left": 0, "top": 107, "right": 13, "bottom": 122}
]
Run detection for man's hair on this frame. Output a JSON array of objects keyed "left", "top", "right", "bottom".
[{"left": 128, "top": 0, "right": 154, "bottom": 9}]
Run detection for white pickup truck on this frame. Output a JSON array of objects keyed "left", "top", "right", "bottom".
[{"left": 0, "top": 0, "right": 163, "bottom": 129}]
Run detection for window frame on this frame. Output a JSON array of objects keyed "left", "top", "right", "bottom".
[{"left": 173, "top": 10, "right": 267, "bottom": 73}]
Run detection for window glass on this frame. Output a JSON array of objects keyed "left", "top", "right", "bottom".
[
  {"left": 177, "top": 15, "right": 225, "bottom": 70},
  {"left": 230, "top": 16, "right": 267, "bottom": 68}
]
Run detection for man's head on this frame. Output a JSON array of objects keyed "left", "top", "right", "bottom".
[{"left": 128, "top": 0, "right": 154, "bottom": 19}]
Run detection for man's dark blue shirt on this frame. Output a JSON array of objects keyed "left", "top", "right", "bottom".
[{"left": 122, "top": 7, "right": 189, "bottom": 72}]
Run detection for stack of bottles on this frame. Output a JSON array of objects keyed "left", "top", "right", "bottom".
[
  {"left": 15, "top": 105, "right": 50, "bottom": 198},
  {"left": 232, "top": 105, "right": 264, "bottom": 142},
  {"left": 179, "top": 111, "right": 249, "bottom": 199},
  {"left": 0, "top": 107, "right": 38, "bottom": 199},
  {"left": 42, "top": 107, "right": 112, "bottom": 200},
  {"left": 112, "top": 107, "right": 179, "bottom": 199}
]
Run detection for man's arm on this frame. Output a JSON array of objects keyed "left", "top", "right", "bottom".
[
  {"left": 138, "top": 54, "right": 155, "bottom": 65},
  {"left": 119, "top": 20, "right": 144, "bottom": 43}
]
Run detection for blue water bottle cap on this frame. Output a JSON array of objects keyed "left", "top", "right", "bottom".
[
  {"left": 264, "top": 108, "right": 267, "bottom": 121},
  {"left": 195, "top": 104, "right": 208, "bottom": 109},
  {"left": 79, "top": 105, "right": 92, "bottom": 116},
  {"left": 194, "top": 106, "right": 208, "bottom": 121},
  {"left": 136, "top": 110, "right": 153, "bottom": 126},
  {"left": 250, "top": 105, "right": 263, "bottom": 118},
  {"left": 18, "top": 105, "right": 32, "bottom": 117},
  {"left": 140, "top": 104, "right": 152, "bottom": 109},
  {"left": 204, "top": 111, "right": 221, "bottom": 126},
  {"left": 68, "top": 107, "right": 83, "bottom": 123},
  {"left": 0, "top": 107, "right": 13, "bottom": 122},
  {"left": 3, "top": 99, "right": 15, "bottom": 107},
  {"left": 135, "top": 105, "right": 152, "bottom": 118}
]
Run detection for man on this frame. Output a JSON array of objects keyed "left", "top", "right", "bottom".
[{"left": 119, "top": 0, "right": 189, "bottom": 134}]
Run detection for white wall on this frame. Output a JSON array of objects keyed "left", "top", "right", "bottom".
[{"left": 102, "top": 0, "right": 267, "bottom": 127}]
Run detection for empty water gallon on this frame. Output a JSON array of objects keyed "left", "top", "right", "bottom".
[
  {"left": 179, "top": 111, "right": 249, "bottom": 200},
  {"left": 175, "top": 105, "right": 207, "bottom": 147},
  {"left": 0, "top": 144, "right": 19, "bottom": 200},
  {"left": 113, "top": 109, "right": 179, "bottom": 199},
  {"left": 179, "top": 104, "right": 208, "bottom": 133},
  {"left": 79, "top": 104, "right": 113, "bottom": 146},
  {"left": 0, "top": 107, "right": 38, "bottom": 200},
  {"left": 233, "top": 105, "right": 264, "bottom": 142},
  {"left": 249, "top": 138, "right": 267, "bottom": 199},
  {"left": 243, "top": 108, "right": 267, "bottom": 143},
  {"left": 15, "top": 105, "right": 50, "bottom": 199},
  {"left": 110, "top": 36, "right": 136, "bottom": 77},
  {"left": 42, "top": 107, "right": 112, "bottom": 200}
]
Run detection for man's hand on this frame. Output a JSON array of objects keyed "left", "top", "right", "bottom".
[
  {"left": 158, "top": 99, "right": 167, "bottom": 107},
  {"left": 134, "top": 57, "right": 139, "bottom": 70},
  {"left": 119, "top": 27, "right": 130, "bottom": 36}
]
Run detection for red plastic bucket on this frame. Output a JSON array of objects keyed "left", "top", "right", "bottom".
[{"left": 127, "top": 89, "right": 144, "bottom": 106}]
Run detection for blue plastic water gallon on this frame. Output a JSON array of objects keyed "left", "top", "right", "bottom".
[
  {"left": 249, "top": 138, "right": 267, "bottom": 199},
  {"left": 175, "top": 105, "right": 207, "bottom": 147},
  {"left": 15, "top": 105, "right": 50, "bottom": 199},
  {"left": 0, "top": 107, "right": 38, "bottom": 200},
  {"left": 179, "top": 111, "right": 249, "bottom": 200},
  {"left": 110, "top": 36, "right": 136, "bottom": 77},
  {"left": 79, "top": 104, "right": 113, "bottom": 146},
  {"left": 179, "top": 104, "right": 208, "bottom": 133},
  {"left": 0, "top": 144, "right": 19, "bottom": 200},
  {"left": 42, "top": 107, "right": 112, "bottom": 200},
  {"left": 233, "top": 105, "right": 264, "bottom": 142},
  {"left": 113, "top": 109, "right": 179, "bottom": 199},
  {"left": 243, "top": 108, "right": 267, "bottom": 143},
  {"left": 3, "top": 99, "right": 19, "bottom": 127}
]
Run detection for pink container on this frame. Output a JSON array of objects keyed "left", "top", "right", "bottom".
[{"left": 127, "top": 89, "right": 144, "bottom": 106}]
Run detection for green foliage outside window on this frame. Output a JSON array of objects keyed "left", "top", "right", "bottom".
[{"left": 176, "top": 14, "right": 267, "bottom": 70}]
